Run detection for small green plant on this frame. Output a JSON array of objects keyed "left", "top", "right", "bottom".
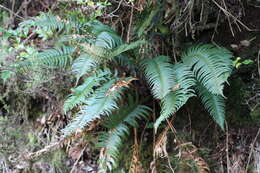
[{"left": 233, "top": 57, "right": 254, "bottom": 68}]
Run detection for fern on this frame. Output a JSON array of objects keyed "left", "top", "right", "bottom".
[
  {"left": 20, "top": 13, "right": 86, "bottom": 35},
  {"left": 196, "top": 82, "right": 225, "bottom": 129},
  {"left": 15, "top": 46, "right": 74, "bottom": 72},
  {"left": 97, "top": 96, "right": 151, "bottom": 172},
  {"left": 20, "top": 13, "right": 65, "bottom": 32},
  {"left": 73, "top": 38, "right": 145, "bottom": 81},
  {"left": 37, "top": 46, "right": 75, "bottom": 67},
  {"left": 80, "top": 43, "right": 110, "bottom": 59},
  {"left": 142, "top": 45, "right": 233, "bottom": 130},
  {"left": 95, "top": 31, "right": 122, "bottom": 49},
  {"left": 72, "top": 54, "right": 97, "bottom": 81},
  {"left": 63, "top": 69, "right": 111, "bottom": 113},
  {"left": 89, "top": 20, "right": 117, "bottom": 35},
  {"left": 181, "top": 44, "right": 233, "bottom": 96},
  {"left": 110, "top": 40, "right": 146, "bottom": 58},
  {"left": 62, "top": 78, "right": 124, "bottom": 136},
  {"left": 142, "top": 56, "right": 175, "bottom": 99},
  {"left": 154, "top": 63, "right": 195, "bottom": 130}
]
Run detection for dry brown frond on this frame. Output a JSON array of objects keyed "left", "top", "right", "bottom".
[
  {"left": 106, "top": 78, "right": 138, "bottom": 96},
  {"left": 176, "top": 142, "right": 210, "bottom": 173},
  {"left": 129, "top": 129, "right": 143, "bottom": 173},
  {"left": 154, "top": 126, "right": 169, "bottom": 158},
  {"left": 20, "top": 120, "right": 100, "bottom": 161}
]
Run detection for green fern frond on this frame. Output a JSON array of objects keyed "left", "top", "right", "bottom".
[
  {"left": 63, "top": 79, "right": 96, "bottom": 113},
  {"left": 89, "top": 20, "right": 117, "bottom": 35},
  {"left": 72, "top": 54, "right": 97, "bottom": 81},
  {"left": 95, "top": 31, "right": 122, "bottom": 49},
  {"left": 97, "top": 96, "right": 151, "bottom": 171},
  {"left": 110, "top": 40, "right": 146, "bottom": 58},
  {"left": 181, "top": 44, "right": 233, "bottom": 96},
  {"left": 137, "top": 8, "right": 159, "bottom": 37},
  {"left": 20, "top": 13, "right": 64, "bottom": 32},
  {"left": 81, "top": 43, "right": 111, "bottom": 59},
  {"left": 62, "top": 78, "right": 124, "bottom": 136},
  {"left": 154, "top": 63, "right": 196, "bottom": 130},
  {"left": 104, "top": 96, "right": 151, "bottom": 129},
  {"left": 64, "top": 16, "right": 86, "bottom": 33},
  {"left": 74, "top": 38, "right": 144, "bottom": 80},
  {"left": 37, "top": 46, "right": 74, "bottom": 67},
  {"left": 196, "top": 82, "right": 225, "bottom": 129},
  {"left": 210, "top": 48, "right": 233, "bottom": 83},
  {"left": 142, "top": 56, "right": 174, "bottom": 99},
  {"left": 63, "top": 69, "right": 111, "bottom": 113},
  {"left": 113, "top": 55, "right": 136, "bottom": 71}
]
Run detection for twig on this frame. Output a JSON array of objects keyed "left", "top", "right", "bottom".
[
  {"left": 110, "top": 0, "right": 142, "bottom": 11},
  {"left": 70, "top": 144, "right": 87, "bottom": 173},
  {"left": 225, "top": 121, "right": 230, "bottom": 173},
  {"left": 105, "top": 0, "right": 123, "bottom": 18},
  {"left": 221, "top": 0, "right": 234, "bottom": 36},
  {"left": 22, "top": 138, "right": 66, "bottom": 160},
  {"left": 11, "top": 0, "right": 15, "bottom": 19},
  {"left": 211, "top": 0, "right": 253, "bottom": 31},
  {"left": 245, "top": 128, "right": 260, "bottom": 172},
  {"left": 0, "top": 4, "right": 24, "bottom": 20},
  {"left": 257, "top": 50, "right": 260, "bottom": 78},
  {"left": 22, "top": 32, "right": 36, "bottom": 44},
  {"left": 126, "top": 4, "right": 134, "bottom": 43},
  {"left": 211, "top": 9, "right": 221, "bottom": 41}
]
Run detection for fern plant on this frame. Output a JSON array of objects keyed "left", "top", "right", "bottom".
[
  {"left": 142, "top": 44, "right": 233, "bottom": 130},
  {"left": 97, "top": 96, "right": 151, "bottom": 172},
  {"left": 5, "top": 12, "right": 234, "bottom": 172}
]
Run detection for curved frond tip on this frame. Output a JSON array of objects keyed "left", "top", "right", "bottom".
[
  {"left": 182, "top": 44, "right": 233, "bottom": 96},
  {"left": 142, "top": 56, "right": 175, "bottom": 99}
]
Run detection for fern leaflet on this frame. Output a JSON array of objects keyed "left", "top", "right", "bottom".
[
  {"left": 154, "top": 63, "right": 195, "bottom": 130},
  {"left": 62, "top": 79, "right": 124, "bottom": 136},
  {"left": 97, "top": 96, "right": 151, "bottom": 172},
  {"left": 37, "top": 46, "right": 74, "bottom": 67},
  {"left": 182, "top": 44, "right": 233, "bottom": 96},
  {"left": 63, "top": 69, "right": 111, "bottom": 113},
  {"left": 72, "top": 54, "right": 97, "bottom": 81},
  {"left": 196, "top": 82, "right": 225, "bottom": 129},
  {"left": 142, "top": 56, "right": 175, "bottom": 99}
]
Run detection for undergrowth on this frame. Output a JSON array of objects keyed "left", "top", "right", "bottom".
[{"left": 3, "top": 1, "right": 259, "bottom": 172}]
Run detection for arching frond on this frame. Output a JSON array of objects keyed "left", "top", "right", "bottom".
[
  {"left": 196, "top": 82, "right": 225, "bottom": 130},
  {"left": 141, "top": 56, "right": 175, "bottom": 99},
  {"left": 63, "top": 69, "right": 111, "bottom": 113},
  {"left": 95, "top": 31, "right": 122, "bottom": 49},
  {"left": 154, "top": 63, "right": 196, "bottom": 130},
  {"left": 81, "top": 42, "right": 111, "bottom": 59},
  {"left": 74, "top": 39, "right": 144, "bottom": 81},
  {"left": 89, "top": 20, "right": 117, "bottom": 35},
  {"left": 20, "top": 13, "right": 87, "bottom": 35},
  {"left": 110, "top": 40, "right": 146, "bottom": 58},
  {"left": 181, "top": 44, "right": 233, "bottom": 96},
  {"left": 37, "top": 46, "right": 75, "bottom": 67},
  {"left": 97, "top": 96, "right": 151, "bottom": 172},
  {"left": 20, "top": 13, "right": 64, "bottom": 32},
  {"left": 113, "top": 55, "right": 136, "bottom": 71},
  {"left": 62, "top": 79, "right": 124, "bottom": 136},
  {"left": 72, "top": 54, "right": 97, "bottom": 81}
]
